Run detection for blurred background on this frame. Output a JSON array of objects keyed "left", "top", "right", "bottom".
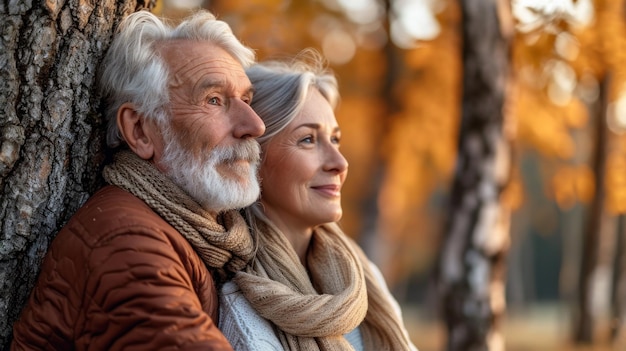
[{"left": 156, "top": 0, "right": 625, "bottom": 350}]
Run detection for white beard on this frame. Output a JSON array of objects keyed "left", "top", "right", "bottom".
[{"left": 160, "top": 134, "right": 261, "bottom": 213}]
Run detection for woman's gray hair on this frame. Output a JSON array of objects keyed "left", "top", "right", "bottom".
[
  {"left": 99, "top": 10, "right": 256, "bottom": 148},
  {"left": 246, "top": 49, "right": 339, "bottom": 148}
]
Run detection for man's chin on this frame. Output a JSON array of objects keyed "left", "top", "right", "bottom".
[
  {"left": 229, "top": 182, "right": 261, "bottom": 209},
  {"left": 199, "top": 180, "right": 260, "bottom": 213}
]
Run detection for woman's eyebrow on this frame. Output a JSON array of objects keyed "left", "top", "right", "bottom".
[{"left": 294, "top": 123, "right": 320, "bottom": 130}]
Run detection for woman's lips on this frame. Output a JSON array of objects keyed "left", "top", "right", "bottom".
[{"left": 311, "top": 184, "right": 341, "bottom": 197}]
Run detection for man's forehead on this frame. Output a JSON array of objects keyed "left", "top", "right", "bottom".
[
  {"left": 156, "top": 39, "right": 221, "bottom": 62},
  {"left": 157, "top": 40, "right": 246, "bottom": 72},
  {"left": 157, "top": 40, "right": 247, "bottom": 78}
]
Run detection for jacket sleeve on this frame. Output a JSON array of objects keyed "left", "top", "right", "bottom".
[{"left": 77, "top": 225, "right": 234, "bottom": 351}]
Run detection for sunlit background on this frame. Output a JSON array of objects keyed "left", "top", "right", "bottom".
[{"left": 154, "top": 0, "right": 626, "bottom": 350}]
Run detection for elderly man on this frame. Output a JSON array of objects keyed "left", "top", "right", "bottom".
[{"left": 11, "top": 10, "right": 264, "bottom": 350}]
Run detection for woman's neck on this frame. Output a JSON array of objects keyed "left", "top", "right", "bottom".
[
  {"left": 283, "top": 227, "right": 313, "bottom": 265},
  {"left": 263, "top": 206, "right": 313, "bottom": 267},
  {"left": 263, "top": 211, "right": 313, "bottom": 265}
]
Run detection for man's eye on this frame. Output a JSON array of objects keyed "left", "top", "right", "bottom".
[
  {"left": 300, "top": 136, "right": 314, "bottom": 144},
  {"left": 208, "top": 97, "right": 220, "bottom": 105},
  {"left": 332, "top": 136, "right": 341, "bottom": 145}
]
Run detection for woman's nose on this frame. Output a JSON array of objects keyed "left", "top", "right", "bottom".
[{"left": 324, "top": 144, "right": 348, "bottom": 174}]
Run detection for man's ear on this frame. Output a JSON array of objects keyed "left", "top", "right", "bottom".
[{"left": 117, "top": 102, "right": 156, "bottom": 160}]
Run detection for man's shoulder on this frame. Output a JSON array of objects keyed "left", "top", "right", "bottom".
[
  {"left": 82, "top": 185, "right": 153, "bottom": 216},
  {"left": 60, "top": 185, "right": 173, "bottom": 247}
]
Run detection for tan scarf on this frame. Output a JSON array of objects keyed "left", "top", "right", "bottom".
[
  {"left": 234, "top": 219, "right": 413, "bottom": 351},
  {"left": 102, "top": 150, "right": 255, "bottom": 280}
]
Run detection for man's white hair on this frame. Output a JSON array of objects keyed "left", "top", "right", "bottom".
[{"left": 99, "top": 10, "right": 255, "bottom": 148}]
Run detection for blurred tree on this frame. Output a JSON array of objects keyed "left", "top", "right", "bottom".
[
  {"left": 377, "top": 0, "right": 462, "bottom": 287},
  {"left": 509, "top": 0, "right": 626, "bottom": 345},
  {"left": 557, "top": 0, "right": 626, "bottom": 344},
  {"left": 576, "top": 73, "right": 609, "bottom": 344},
  {"left": 353, "top": 0, "right": 398, "bottom": 273},
  {"left": 595, "top": 0, "right": 626, "bottom": 345},
  {"left": 611, "top": 215, "right": 626, "bottom": 343},
  {"left": 0, "top": 1, "right": 154, "bottom": 348},
  {"left": 435, "top": 0, "right": 513, "bottom": 350}
]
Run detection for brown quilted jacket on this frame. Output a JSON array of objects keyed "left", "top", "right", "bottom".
[{"left": 11, "top": 185, "right": 234, "bottom": 351}]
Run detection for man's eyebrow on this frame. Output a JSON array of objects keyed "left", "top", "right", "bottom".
[{"left": 197, "top": 78, "right": 226, "bottom": 91}]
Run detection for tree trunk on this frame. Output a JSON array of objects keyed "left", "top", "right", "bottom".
[
  {"left": 611, "top": 214, "right": 626, "bottom": 343},
  {"left": 0, "top": 0, "right": 154, "bottom": 348},
  {"left": 574, "top": 75, "right": 609, "bottom": 344},
  {"left": 358, "top": 0, "right": 398, "bottom": 273},
  {"left": 436, "top": 0, "right": 512, "bottom": 350}
]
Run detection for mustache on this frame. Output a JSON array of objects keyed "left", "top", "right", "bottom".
[{"left": 211, "top": 139, "right": 261, "bottom": 164}]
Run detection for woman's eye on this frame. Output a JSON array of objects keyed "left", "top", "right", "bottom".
[
  {"left": 208, "top": 97, "right": 220, "bottom": 105},
  {"left": 332, "top": 136, "right": 341, "bottom": 145}
]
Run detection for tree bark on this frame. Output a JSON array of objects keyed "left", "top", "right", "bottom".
[
  {"left": 0, "top": 0, "right": 154, "bottom": 348},
  {"left": 436, "top": 0, "right": 512, "bottom": 350}
]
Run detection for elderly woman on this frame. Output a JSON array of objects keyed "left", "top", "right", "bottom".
[{"left": 219, "top": 50, "right": 417, "bottom": 351}]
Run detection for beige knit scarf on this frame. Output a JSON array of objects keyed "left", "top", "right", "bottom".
[
  {"left": 102, "top": 150, "right": 255, "bottom": 280},
  {"left": 234, "top": 219, "right": 413, "bottom": 351}
]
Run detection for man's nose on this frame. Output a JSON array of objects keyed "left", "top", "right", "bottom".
[{"left": 232, "top": 99, "right": 265, "bottom": 139}]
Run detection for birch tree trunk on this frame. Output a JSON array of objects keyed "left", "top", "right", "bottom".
[
  {"left": 0, "top": 0, "right": 154, "bottom": 348},
  {"left": 436, "top": 0, "right": 512, "bottom": 350}
]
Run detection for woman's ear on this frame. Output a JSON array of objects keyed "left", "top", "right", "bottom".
[{"left": 117, "top": 102, "right": 156, "bottom": 160}]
